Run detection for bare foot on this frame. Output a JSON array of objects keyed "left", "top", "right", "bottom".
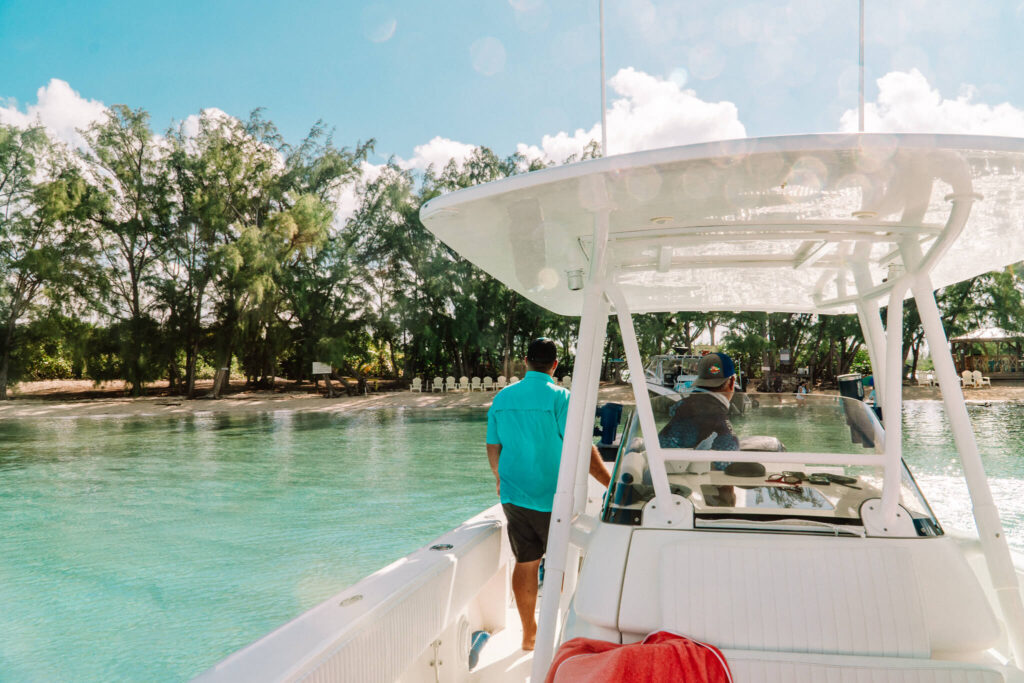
[{"left": 522, "top": 623, "right": 537, "bottom": 651}]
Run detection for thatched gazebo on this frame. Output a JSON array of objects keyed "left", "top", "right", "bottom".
[{"left": 950, "top": 327, "right": 1024, "bottom": 380}]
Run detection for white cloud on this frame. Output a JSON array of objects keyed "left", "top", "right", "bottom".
[
  {"left": 397, "top": 136, "right": 477, "bottom": 172},
  {"left": 396, "top": 68, "right": 747, "bottom": 173},
  {"left": 179, "top": 107, "right": 234, "bottom": 139},
  {"left": 391, "top": 68, "right": 746, "bottom": 172},
  {"left": 517, "top": 67, "right": 746, "bottom": 163},
  {"left": 0, "top": 79, "right": 108, "bottom": 149},
  {"left": 840, "top": 69, "right": 1024, "bottom": 135}
]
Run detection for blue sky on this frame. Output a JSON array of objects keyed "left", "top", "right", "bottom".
[{"left": 4, "top": 1, "right": 1024, "bottom": 169}]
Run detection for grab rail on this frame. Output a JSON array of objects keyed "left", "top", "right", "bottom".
[{"left": 652, "top": 449, "right": 886, "bottom": 467}]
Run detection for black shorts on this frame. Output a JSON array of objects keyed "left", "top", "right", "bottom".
[{"left": 502, "top": 503, "right": 551, "bottom": 563}]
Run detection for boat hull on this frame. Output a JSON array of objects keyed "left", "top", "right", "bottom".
[{"left": 194, "top": 506, "right": 514, "bottom": 683}]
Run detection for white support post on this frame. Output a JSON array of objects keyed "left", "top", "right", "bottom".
[
  {"left": 573, "top": 299, "right": 610, "bottom": 516},
  {"left": 853, "top": 255, "right": 886, "bottom": 411},
  {"left": 531, "top": 281, "right": 606, "bottom": 679},
  {"left": 855, "top": 302, "right": 885, "bottom": 410},
  {"left": 894, "top": 201, "right": 1024, "bottom": 662},
  {"left": 913, "top": 271, "right": 1024, "bottom": 664},
  {"left": 532, "top": 209, "right": 611, "bottom": 680},
  {"left": 606, "top": 284, "right": 674, "bottom": 506},
  {"left": 879, "top": 283, "right": 907, "bottom": 520}
]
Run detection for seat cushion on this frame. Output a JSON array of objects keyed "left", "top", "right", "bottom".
[
  {"left": 618, "top": 531, "right": 1001, "bottom": 657},
  {"left": 724, "top": 649, "right": 1006, "bottom": 683},
  {"left": 619, "top": 531, "right": 931, "bottom": 657},
  {"left": 660, "top": 540, "right": 928, "bottom": 656}
]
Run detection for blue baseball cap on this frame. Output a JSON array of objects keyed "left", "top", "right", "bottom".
[{"left": 694, "top": 352, "right": 736, "bottom": 388}]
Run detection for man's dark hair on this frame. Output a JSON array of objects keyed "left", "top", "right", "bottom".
[{"left": 526, "top": 337, "right": 558, "bottom": 372}]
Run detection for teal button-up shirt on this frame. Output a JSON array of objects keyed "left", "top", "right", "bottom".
[{"left": 486, "top": 371, "right": 569, "bottom": 512}]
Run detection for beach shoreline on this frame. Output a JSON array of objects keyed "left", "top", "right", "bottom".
[
  {"left": 1, "top": 379, "right": 1021, "bottom": 421},
  {"left": 0, "top": 379, "right": 635, "bottom": 420}
]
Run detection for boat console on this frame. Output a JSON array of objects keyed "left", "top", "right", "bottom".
[
  {"left": 601, "top": 393, "right": 941, "bottom": 538},
  {"left": 560, "top": 392, "right": 1012, "bottom": 678}
]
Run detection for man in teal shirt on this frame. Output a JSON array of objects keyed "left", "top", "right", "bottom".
[{"left": 486, "top": 338, "right": 611, "bottom": 650}]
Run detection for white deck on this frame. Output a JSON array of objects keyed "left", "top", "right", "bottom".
[{"left": 468, "top": 600, "right": 532, "bottom": 682}]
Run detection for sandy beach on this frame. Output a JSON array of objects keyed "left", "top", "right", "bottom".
[{"left": 1, "top": 379, "right": 1022, "bottom": 421}]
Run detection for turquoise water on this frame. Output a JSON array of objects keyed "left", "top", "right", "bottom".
[
  {"left": 0, "top": 409, "right": 492, "bottom": 681},
  {"left": 900, "top": 400, "right": 1024, "bottom": 550},
  {"left": 1, "top": 400, "right": 1024, "bottom": 681}
]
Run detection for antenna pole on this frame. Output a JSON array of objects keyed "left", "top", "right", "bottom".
[
  {"left": 600, "top": 0, "right": 608, "bottom": 155},
  {"left": 859, "top": 0, "right": 865, "bottom": 132}
]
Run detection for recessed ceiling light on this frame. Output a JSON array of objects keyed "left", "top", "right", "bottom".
[
  {"left": 851, "top": 210, "right": 877, "bottom": 219},
  {"left": 650, "top": 216, "right": 673, "bottom": 225}
]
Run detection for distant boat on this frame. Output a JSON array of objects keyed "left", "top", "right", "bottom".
[{"left": 643, "top": 351, "right": 704, "bottom": 396}]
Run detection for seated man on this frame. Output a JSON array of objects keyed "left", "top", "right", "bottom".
[{"left": 658, "top": 352, "right": 740, "bottom": 470}]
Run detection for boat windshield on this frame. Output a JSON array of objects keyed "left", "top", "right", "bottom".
[{"left": 601, "top": 392, "right": 941, "bottom": 536}]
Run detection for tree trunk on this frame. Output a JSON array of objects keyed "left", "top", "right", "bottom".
[
  {"left": 183, "top": 287, "right": 206, "bottom": 399},
  {"left": 0, "top": 351, "right": 9, "bottom": 401},
  {"left": 211, "top": 304, "right": 237, "bottom": 399},
  {"left": 128, "top": 260, "right": 145, "bottom": 396},
  {"left": 128, "top": 312, "right": 144, "bottom": 397},
  {"left": 185, "top": 339, "right": 199, "bottom": 399},
  {"left": 388, "top": 340, "right": 399, "bottom": 378},
  {"left": 0, "top": 316, "right": 18, "bottom": 400},
  {"left": 212, "top": 351, "right": 232, "bottom": 398}
]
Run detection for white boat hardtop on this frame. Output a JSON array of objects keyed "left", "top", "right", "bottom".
[
  {"left": 422, "top": 133, "right": 1024, "bottom": 315},
  {"left": 198, "top": 134, "right": 1024, "bottom": 683}
]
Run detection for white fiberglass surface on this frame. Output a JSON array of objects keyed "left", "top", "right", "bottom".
[
  {"left": 420, "top": 134, "right": 1024, "bottom": 315},
  {"left": 601, "top": 392, "right": 940, "bottom": 534}
]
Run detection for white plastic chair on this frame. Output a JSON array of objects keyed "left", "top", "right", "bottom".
[
  {"left": 562, "top": 374, "right": 572, "bottom": 390},
  {"left": 457, "top": 375, "right": 469, "bottom": 391},
  {"left": 483, "top": 377, "right": 494, "bottom": 391},
  {"left": 445, "top": 375, "right": 456, "bottom": 392},
  {"left": 470, "top": 376, "right": 482, "bottom": 392},
  {"left": 411, "top": 377, "right": 422, "bottom": 392},
  {"left": 926, "top": 372, "right": 935, "bottom": 386},
  {"left": 431, "top": 377, "right": 443, "bottom": 393},
  {"left": 496, "top": 375, "right": 507, "bottom": 389},
  {"left": 973, "top": 370, "right": 992, "bottom": 387},
  {"left": 961, "top": 370, "right": 975, "bottom": 387},
  {"left": 509, "top": 375, "right": 520, "bottom": 384}
]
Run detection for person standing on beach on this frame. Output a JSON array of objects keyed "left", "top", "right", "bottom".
[{"left": 485, "top": 338, "right": 611, "bottom": 651}]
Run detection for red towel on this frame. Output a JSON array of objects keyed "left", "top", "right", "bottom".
[{"left": 545, "top": 631, "right": 732, "bottom": 683}]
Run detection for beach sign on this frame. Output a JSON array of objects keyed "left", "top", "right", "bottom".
[{"left": 312, "top": 362, "right": 331, "bottom": 376}]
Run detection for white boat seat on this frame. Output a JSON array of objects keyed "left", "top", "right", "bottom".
[
  {"left": 617, "top": 531, "right": 1000, "bottom": 658},
  {"left": 723, "top": 648, "right": 1008, "bottom": 682}
]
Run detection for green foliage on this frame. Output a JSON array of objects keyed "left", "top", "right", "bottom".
[
  {"left": 80, "top": 106, "right": 172, "bottom": 396},
  {"left": 0, "top": 123, "right": 99, "bottom": 397},
  {"left": 7, "top": 102, "right": 1024, "bottom": 400}
]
